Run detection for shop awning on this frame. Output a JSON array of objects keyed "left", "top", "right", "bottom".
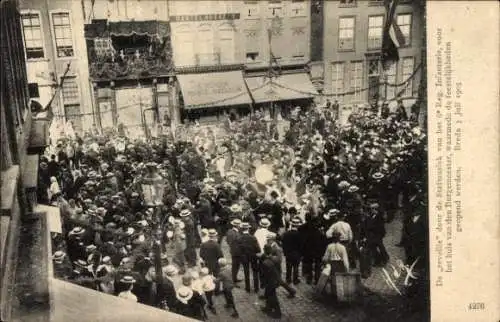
[
  {"left": 50, "top": 278, "right": 196, "bottom": 322},
  {"left": 178, "top": 71, "right": 252, "bottom": 109},
  {"left": 245, "top": 73, "right": 318, "bottom": 103}
]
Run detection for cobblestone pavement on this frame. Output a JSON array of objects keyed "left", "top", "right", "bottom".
[{"left": 169, "top": 212, "right": 406, "bottom": 322}]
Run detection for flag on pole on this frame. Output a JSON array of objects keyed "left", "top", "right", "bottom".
[{"left": 381, "top": 0, "right": 405, "bottom": 70}]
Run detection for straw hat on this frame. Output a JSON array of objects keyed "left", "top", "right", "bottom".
[
  {"left": 259, "top": 218, "right": 271, "bottom": 228},
  {"left": 230, "top": 218, "right": 242, "bottom": 227},
  {"left": 52, "top": 251, "right": 66, "bottom": 264},
  {"left": 69, "top": 226, "right": 86, "bottom": 236},
  {"left": 208, "top": 229, "right": 218, "bottom": 238},
  {"left": 85, "top": 244, "right": 97, "bottom": 252},
  {"left": 163, "top": 265, "right": 178, "bottom": 277},
  {"left": 176, "top": 286, "right": 194, "bottom": 304},
  {"left": 120, "top": 275, "right": 136, "bottom": 284}
]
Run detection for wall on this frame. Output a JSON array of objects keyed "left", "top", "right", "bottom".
[
  {"left": 323, "top": 0, "right": 424, "bottom": 104},
  {"left": 240, "top": 0, "right": 310, "bottom": 69},
  {"left": 169, "top": 0, "right": 243, "bottom": 68},
  {"left": 83, "top": 0, "right": 170, "bottom": 22},
  {"left": 19, "top": 0, "right": 93, "bottom": 132}
]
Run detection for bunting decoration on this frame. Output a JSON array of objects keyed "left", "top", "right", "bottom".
[{"left": 381, "top": 0, "right": 406, "bottom": 70}]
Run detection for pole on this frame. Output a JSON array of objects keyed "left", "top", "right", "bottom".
[{"left": 268, "top": 28, "right": 273, "bottom": 119}]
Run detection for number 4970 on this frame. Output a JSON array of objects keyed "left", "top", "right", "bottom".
[{"left": 468, "top": 302, "right": 485, "bottom": 310}]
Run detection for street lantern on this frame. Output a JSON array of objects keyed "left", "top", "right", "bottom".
[{"left": 140, "top": 162, "right": 166, "bottom": 287}]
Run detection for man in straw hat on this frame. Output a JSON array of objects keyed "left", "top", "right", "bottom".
[
  {"left": 200, "top": 229, "right": 224, "bottom": 294},
  {"left": 236, "top": 222, "right": 261, "bottom": 293},
  {"left": 180, "top": 208, "right": 198, "bottom": 268},
  {"left": 282, "top": 217, "right": 303, "bottom": 285},
  {"left": 118, "top": 276, "right": 138, "bottom": 302},
  {"left": 226, "top": 218, "right": 242, "bottom": 284},
  {"left": 154, "top": 264, "right": 178, "bottom": 310},
  {"left": 52, "top": 250, "right": 72, "bottom": 279}
]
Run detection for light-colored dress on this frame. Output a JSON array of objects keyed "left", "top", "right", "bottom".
[{"left": 118, "top": 290, "right": 137, "bottom": 302}]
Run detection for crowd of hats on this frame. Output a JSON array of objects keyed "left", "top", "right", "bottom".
[{"left": 47, "top": 104, "right": 426, "bottom": 311}]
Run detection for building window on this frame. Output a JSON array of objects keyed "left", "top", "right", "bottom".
[
  {"left": 61, "top": 76, "right": 79, "bottom": 105},
  {"left": 400, "top": 57, "right": 414, "bottom": 97},
  {"left": 246, "top": 52, "right": 259, "bottom": 62},
  {"left": 290, "top": 0, "right": 306, "bottom": 17},
  {"left": 197, "top": 27, "right": 215, "bottom": 65},
  {"left": 367, "top": 58, "right": 382, "bottom": 101},
  {"left": 244, "top": 1, "right": 259, "bottom": 18},
  {"left": 175, "top": 26, "right": 195, "bottom": 66},
  {"left": 292, "top": 25, "right": 307, "bottom": 58},
  {"left": 52, "top": 12, "right": 74, "bottom": 57},
  {"left": 368, "top": 16, "right": 383, "bottom": 50},
  {"left": 268, "top": 1, "right": 283, "bottom": 17},
  {"left": 245, "top": 29, "right": 260, "bottom": 63},
  {"left": 331, "top": 62, "right": 345, "bottom": 102},
  {"left": 219, "top": 27, "right": 234, "bottom": 64},
  {"left": 338, "top": 17, "right": 355, "bottom": 51},
  {"left": 339, "top": 0, "right": 356, "bottom": 7},
  {"left": 28, "top": 83, "right": 40, "bottom": 98},
  {"left": 385, "top": 62, "right": 397, "bottom": 99},
  {"left": 397, "top": 13, "right": 412, "bottom": 46},
  {"left": 350, "top": 61, "right": 363, "bottom": 101},
  {"left": 21, "top": 13, "right": 44, "bottom": 59}
]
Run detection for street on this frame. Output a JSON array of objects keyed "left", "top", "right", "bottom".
[{"left": 169, "top": 212, "right": 406, "bottom": 322}]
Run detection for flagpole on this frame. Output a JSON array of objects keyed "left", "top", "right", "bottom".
[{"left": 268, "top": 28, "right": 273, "bottom": 120}]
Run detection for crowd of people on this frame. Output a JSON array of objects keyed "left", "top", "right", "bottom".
[{"left": 41, "top": 100, "right": 428, "bottom": 320}]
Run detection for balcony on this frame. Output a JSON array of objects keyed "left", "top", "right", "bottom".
[
  {"left": 85, "top": 20, "right": 174, "bottom": 80},
  {"left": 88, "top": 49, "right": 174, "bottom": 81}
]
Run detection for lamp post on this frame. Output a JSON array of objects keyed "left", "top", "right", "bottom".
[{"left": 140, "top": 162, "right": 165, "bottom": 288}]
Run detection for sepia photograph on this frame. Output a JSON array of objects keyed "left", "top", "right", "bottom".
[{"left": 1, "top": 0, "right": 431, "bottom": 321}]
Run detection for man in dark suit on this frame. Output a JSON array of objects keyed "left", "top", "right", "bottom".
[
  {"left": 268, "top": 191, "right": 284, "bottom": 233},
  {"left": 267, "top": 234, "right": 296, "bottom": 298},
  {"left": 260, "top": 244, "right": 282, "bottom": 319},
  {"left": 299, "top": 214, "right": 327, "bottom": 284},
  {"left": 282, "top": 217, "right": 303, "bottom": 285},
  {"left": 200, "top": 229, "right": 224, "bottom": 293},
  {"left": 237, "top": 222, "right": 260, "bottom": 293},
  {"left": 226, "top": 219, "right": 242, "bottom": 283}
]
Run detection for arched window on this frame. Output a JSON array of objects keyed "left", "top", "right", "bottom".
[
  {"left": 174, "top": 25, "right": 194, "bottom": 66},
  {"left": 197, "top": 25, "right": 214, "bottom": 65},
  {"left": 218, "top": 24, "right": 234, "bottom": 64}
]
